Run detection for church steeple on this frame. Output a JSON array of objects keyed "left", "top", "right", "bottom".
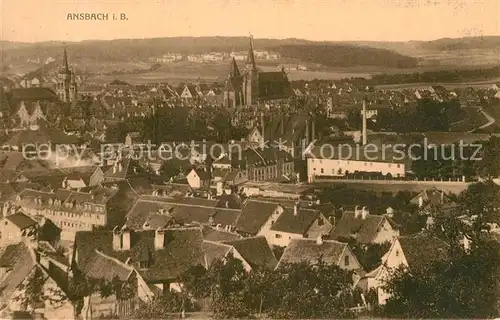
[
  {"left": 229, "top": 57, "right": 241, "bottom": 78},
  {"left": 246, "top": 35, "right": 257, "bottom": 71},
  {"left": 63, "top": 48, "right": 70, "bottom": 74}
]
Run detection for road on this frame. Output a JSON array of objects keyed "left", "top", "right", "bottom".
[{"left": 469, "top": 107, "right": 496, "bottom": 132}]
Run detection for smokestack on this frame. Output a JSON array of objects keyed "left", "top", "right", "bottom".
[
  {"left": 305, "top": 119, "right": 310, "bottom": 144},
  {"left": 312, "top": 119, "right": 316, "bottom": 141},
  {"left": 362, "top": 99, "right": 367, "bottom": 146},
  {"left": 260, "top": 112, "right": 265, "bottom": 143},
  {"left": 281, "top": 112, "right": 285, "bottom": 135}
]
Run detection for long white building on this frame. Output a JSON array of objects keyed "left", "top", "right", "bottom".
[{"left": 306, "top": 145, "right": 406, "bottom": 182}]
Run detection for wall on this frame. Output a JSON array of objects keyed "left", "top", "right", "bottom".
[
  {"left": 0, "top": 219, "right": 23, "bottom": 245},
  {"left": 338, "top": 246, "right": 362, "bottom": 271}
]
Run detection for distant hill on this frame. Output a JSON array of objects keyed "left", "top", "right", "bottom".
[
  {"left": 1, "top": 36, "right": 418, "bottom": 69},
  {"left": 417, "top": 36, "right": 500, "bottom": 51}
]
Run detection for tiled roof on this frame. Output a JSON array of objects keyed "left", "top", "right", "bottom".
[
  {"left": 330, "top": 212, "right": 387, "bottom": 244},
  {"left": 2, "top": 126, "right": 78, "bottom": 147},
  {"left": 10, "top": 88, "right": 58, "bottom": 102},
  {"left": 224, "top": 237, "right": 278, "bottom": 270},
  {"left": 398, "top": 233, "right": 450, "bottom": 271},
  {"left": 5, "top": 212, "right": 37, "bottom": 230},
  {"left": 202, "top": 226, "right": 241, "bottom": 242},
  {"left": 202, "top": 241, "right": 232, "bottom": 267},
  {"left": 74, "top": 227, "right": 205, "bottom": 282},
  {"left": 278, "top": 238, "right": 348, "bottom": 266},
  {"left": 84, "top": 250, "right": 134, "bottom": 282},
  {"left": 0, "top": 243, "right": 36, "bottom": 307},
  {"left": 271, "top": 208, "right": 323, "bottom": 235},
  {"left": 125, "top": 197, "right": 241, "bottom": 230},
  {"left": 235, "top": 200, "right": 280, "bottom": 235},
  {"left": 230, "top": 147, "right": 293, "bottom": 169}
]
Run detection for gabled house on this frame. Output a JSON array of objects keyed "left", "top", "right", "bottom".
[
  {"left": 73, "top": 227, "right": 205, "bottom": 294},
  {"left": 62, "top": 166, "right": 105, "bottom": 190},
  {"left": 186, "top": 168, "right": 211, "bottom": 189},
  {"left": 360, "top": 233, "right": 450, "bottom": 305},
  {"left": 329, "top": 207, "right": 399, "bottom": 244},
  {"left": 235, "top": 200, "right": 284, "bottom": 237},
  {"left": 104, "top": 158, "right": 146, "bottom": 182},
  {"left": 276, "top": 237, "right": 361, "bottom": 272},
  {"left": 203, "top": 236, "right": 278, "bottom": 271},
  {"left": 258, "top": 202, "right": 333, "bottom": 247},
  {"left": 409, "top": 188, "right": 457, "bottom": 214},
  {"left": 0, "top": 212, "right": 38, "bottom": 245}
]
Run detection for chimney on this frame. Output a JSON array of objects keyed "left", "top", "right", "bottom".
[
  {"left": 354, "top": 206, "right": 362, "bottom": 218},
  {"left": 118, "top": 162, "right": 123, "bottom": 172},
  {"left": 293, "top": 201, "right": 299, "bottom": 216},
  {"left": 418, "top": 195, "right": 424, "bottom": 208},
  {"left": 361, "top": 206, "right": 369, "bottom": 219},
  {"left": 316, "top": 235, "right": 323, "bottom": 245},
  {"left": 112, "top": 164, "right": 117, "bottom": 174},
  {"left": 362, "top": 98, "right": 367, "bottom": 146},
  {"left": 441, "top": 190, "right": 444, "bottom": 203},
  {"left": 112, "top": 227, "right": 121, "bottom": 250},
  {"left": 155, "top": 228, "right": 165, "bottom": 250}
]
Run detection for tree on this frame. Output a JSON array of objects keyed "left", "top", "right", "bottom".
[
  {"left": 128, "top": 292, "right": 189, "bottom": 319},
  {"left": 382, "top": 239, "right": 500, "bottom": 318}
]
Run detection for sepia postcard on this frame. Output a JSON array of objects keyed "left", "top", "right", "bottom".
[{"left": 1, "top": 0, "right": 500, "bottom": 319}]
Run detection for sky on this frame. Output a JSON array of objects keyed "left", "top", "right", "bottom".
[{"left": 1, "top": 0, "right": 499, "bottom": 43}]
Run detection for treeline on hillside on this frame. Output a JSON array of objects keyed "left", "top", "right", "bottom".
[
  {"left": 3, "top": 38, "right": 417, "bottom": 69},
  {"left": 418, "top": 36, "right": 500, "bottom": 51},
  {"left": 271, "top": 44, "right": 418, "bottom": 68},
  {"left": 374, "top": 99, "right": 464, "bottom": 132},
  {"left": 368, "top": 66, "right": 500, "bottom": 85}
]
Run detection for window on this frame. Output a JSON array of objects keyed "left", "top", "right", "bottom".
[
  {"left": 320, "top": 168, "right": 324, "bottom": 174},
  {"left": 271, "top": 220, "right": 275, "bottom": 225},
  {"left": 344, "top": 255, "right": 349, "bottom": 266},
  {"left": 318, "top": 218, "right": 324, "bottom": 226},
  {"left": 275, "top": 234, "right": 282, "bottom": 239},
  {"left": 397, "top": 164, "right": 401, "bottom": 168},
  {"left": 395, "top": 250, "right": 399, "bottom": 257}
]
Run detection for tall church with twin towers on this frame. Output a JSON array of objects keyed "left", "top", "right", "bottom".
[{"left": 223, "top": 36, "right": 292, "bottom": 108}]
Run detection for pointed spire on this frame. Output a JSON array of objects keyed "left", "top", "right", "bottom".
[
  {"left": 229, "top": 57, "right": 241, "bottom": 78},
  {"left": 246, "top": 35, "right": 257, "bottom": 70},
  {"left": 63, "top": 48, "right": 69, "bottom": 74}
]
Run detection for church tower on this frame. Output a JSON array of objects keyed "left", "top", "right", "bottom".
[
  {"left": 244, "top": 36, "right": 259, "bottom": 106},
  {"left": 56, "top": 49, "right": 78, "bottom": 103}
]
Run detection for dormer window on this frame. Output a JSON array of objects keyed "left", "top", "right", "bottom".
[{"left": 344, "top": 255, "right": 349, "bottom": 266}]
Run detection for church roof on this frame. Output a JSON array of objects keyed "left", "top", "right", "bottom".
[{"left": 10, "top": 88, "right": 59, "bottom": 103}]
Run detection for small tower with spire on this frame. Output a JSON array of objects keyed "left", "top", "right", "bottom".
[
  {"left": 244, "top": 35, "right": 259, "bottom": 106},
  {"left": 56, "top": 48, "right": 78, "bottom": 103}
]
